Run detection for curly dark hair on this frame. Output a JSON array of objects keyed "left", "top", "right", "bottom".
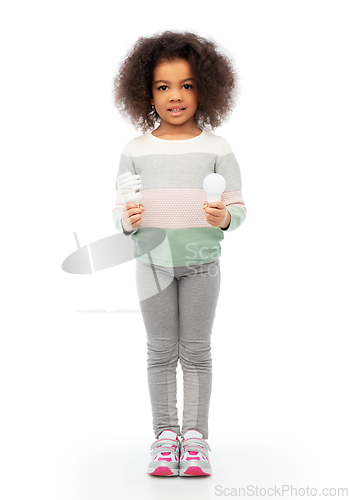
[{"left": 112, "top": 31, "right": 240, "bottom": 133}]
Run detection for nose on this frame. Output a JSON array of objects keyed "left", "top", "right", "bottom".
[{"left": 170, "top": 89, "right": 183, "bottom": 102}]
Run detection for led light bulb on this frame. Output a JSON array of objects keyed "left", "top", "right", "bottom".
[
  {"left": 203, "top": 173, "right": 226, "bottom": 203},
  {"left": 117, "top": 171, "right": 143, "bottom": 205}
]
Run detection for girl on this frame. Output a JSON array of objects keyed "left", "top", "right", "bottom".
[{"left": 112, "top": 31, "right": 246, "bottom": 476}]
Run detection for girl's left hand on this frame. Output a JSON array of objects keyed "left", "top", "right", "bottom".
[{"left": 203, "top": 200, "right": 231, "bottom": 228}]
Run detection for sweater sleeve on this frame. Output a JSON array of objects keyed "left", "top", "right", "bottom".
[
  {"left": 112, "top": 145, "right": 140, "bottom": 236},
  {"left": 215, "top": 137, "right": 247, "bottom": 232}
]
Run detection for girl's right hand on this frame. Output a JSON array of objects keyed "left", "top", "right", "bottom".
[{"left": 121, "top": 203, "right": 145, "bottom": 231}]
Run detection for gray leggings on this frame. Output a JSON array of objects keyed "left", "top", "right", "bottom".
[{"left": 135, "top": 258, "right": 221, "bottom": 439}]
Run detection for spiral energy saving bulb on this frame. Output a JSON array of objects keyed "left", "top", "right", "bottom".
[
  {"left": 116, "top": 171, "right": 143, "bottom": 205},
  {"left": 203, "top": 173, "right": 226, "bottom": 203}
]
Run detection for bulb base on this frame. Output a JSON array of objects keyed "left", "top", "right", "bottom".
[
  {"left": 122, "top": 192, "right": 143, "bottom": 205},
  {"left": 206, "top": 193, "right": 222, "bottom": 203}
]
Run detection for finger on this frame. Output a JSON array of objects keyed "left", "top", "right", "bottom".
[
  {"left": 206, "top": 212, "right": 222, "bottom": 224},
  {"left": 127, "top": 205, "right": 144, "bottom": 214},
  {"left": 208, "top": 201, "right": 224, "bottom": 209},
  {"left": 125, "top": 203, "right": 139, "bottom": 209},
  {"left": 127, "top": 207, "right": 143, "bottom": 216},
  {"left": 205, "top": 214, "right": 214, "bottom": 224},
  {"left": 206, "top": 219, "right": 218, "bottom": 227},
  {"left": 206, "top": 208, "right": 222, "bottom": 217},
  {"left": 206, "top": 214, "right": 218, "bottom": 222},
  {"left": 129, "top": 214, "right": 141, "bottom": 224}
]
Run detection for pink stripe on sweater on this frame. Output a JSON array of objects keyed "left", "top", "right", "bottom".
[{"left": 113, "top": 188, "right": 245, "bottom": 229}]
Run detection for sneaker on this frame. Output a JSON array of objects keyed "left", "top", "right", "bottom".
[
  {"left": 179, "top": 430, "right": 212, "bottom": 476},
  {"left": 147, "top": 430, "right": 180, "bottom": 476}
]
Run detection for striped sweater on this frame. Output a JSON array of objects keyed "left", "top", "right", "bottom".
[{"left": 112, "top": 130, "right": 246, "bottom": 267}]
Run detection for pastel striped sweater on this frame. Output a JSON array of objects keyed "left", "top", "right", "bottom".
[{"left": 112, "top": 130, "right": 246, "bottom": 267}]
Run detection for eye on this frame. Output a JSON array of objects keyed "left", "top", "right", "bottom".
[
  {"left": 183, "top": 84, "right": 193, "bottom": 89},
  {"left": 157, "top": 85, "right": 168, "bottom": 91}
]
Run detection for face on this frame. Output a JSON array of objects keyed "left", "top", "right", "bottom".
[{"left": 150, "top": 59, "right": 198, "bottom": 130}]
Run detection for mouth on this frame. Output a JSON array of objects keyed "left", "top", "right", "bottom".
[{"left": 168, "top": 107, "right": 186, "bottom": 116}]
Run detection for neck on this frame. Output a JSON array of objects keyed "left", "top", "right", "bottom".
[{"left": 152, "top": 121, "right": 202, "bottom": 140}]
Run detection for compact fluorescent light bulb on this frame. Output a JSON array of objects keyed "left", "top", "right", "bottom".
[
  {"left": 203, "top": 173, "right": 226, "bottom": 203},
  {"left": 117, "top": 171, "right": 143, "bottom": 205}
]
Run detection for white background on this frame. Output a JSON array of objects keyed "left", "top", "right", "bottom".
[{"left": 1, "top": 1, "right": 348, "bottom": 499}]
